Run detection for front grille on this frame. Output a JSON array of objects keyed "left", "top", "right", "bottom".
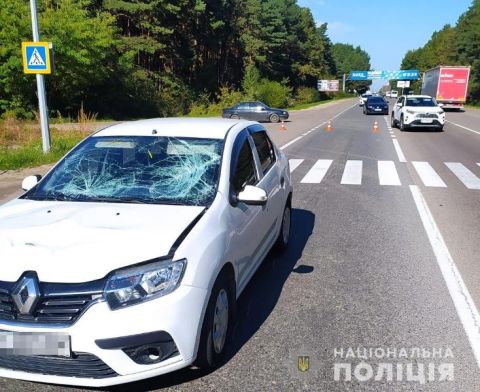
[
  {"left": 417, "top": 113, "right": 438, "bottom": 118},
  {"left": 0, "top": 352, "right": 117, "bottom": 379},
  {"left": 0, "top": 275, "right": 105, "bottom": 326},
  {"left": 0, "top": 290, "right": 96, "bottom": 324}
]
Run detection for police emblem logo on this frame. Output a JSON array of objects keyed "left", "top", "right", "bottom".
[{"left": 297, "top": 356, "right": 310, "bottom": 372}]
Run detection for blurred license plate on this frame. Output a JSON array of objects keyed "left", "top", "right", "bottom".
[
  {"left": 374, "top": 108, "right": 382, "bottom": 111},
  {"left": 0, "top": 331, "right": 70, "bottom": 357},
  {"left": 420, "top": 118, "right": 433, "bottom": 123}
]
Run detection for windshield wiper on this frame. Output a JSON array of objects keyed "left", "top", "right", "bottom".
[
  {"left": 26, "top": 192, "right": 72, "bottom": 201},
  {"left": 87, "top": 196, "right": 160, "bottom": 204}
]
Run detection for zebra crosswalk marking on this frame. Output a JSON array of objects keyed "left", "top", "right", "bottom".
[
  {"left": 301, "top": 160, "right": 333, "bottom": 183},
  {"left": 412, "top": 162, "right": 447, "bottom": 188},
  {"left": 445, "top": 163, "right": 480, "bottom": 189}
]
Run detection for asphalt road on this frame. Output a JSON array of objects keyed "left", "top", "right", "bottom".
[{"left": 2, "top": 99, "right": 480, "bottom": 391}]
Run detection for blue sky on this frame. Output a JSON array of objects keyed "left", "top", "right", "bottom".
[{"left": 298, "top": 0, "right": 472, "bottom": 90}]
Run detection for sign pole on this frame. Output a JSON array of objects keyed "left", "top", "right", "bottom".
[
  {"left": 342, "top": 74, "right": 346, "bottom": 92},
  {"left": 29, "top": 0, "right": 50, "bottom": 153}
]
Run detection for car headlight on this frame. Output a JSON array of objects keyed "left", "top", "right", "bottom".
[
  {"left": 406, "top": 109, "right": 416, "bottom": 115},
  {"left": 367, "top": 106, "right": 373, "bottom": 109},
  {"left": 104, "top": 259, "right": 187, "bottom": 310}
]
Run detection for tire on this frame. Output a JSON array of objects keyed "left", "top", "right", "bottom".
[
  {"left": 195, "top": 271, "right": 235, "bottom": 369},
  {"left": 230, "top": 114, "right": 240, "bottom": 120},
  {"left": 437, "top": 126, "right": 444, "bottom": 132},
  {"left": 391, "top": 114, "right": 396, "bottom": 128},
  {"left": 274, "top": 203, "right": 291, "bottom": 252},
  {"left": 269, "top": 113, "right": 280, "bottom": 123},
  {"left": 399, "top": 116, "right": 407, "bottom": 132}
]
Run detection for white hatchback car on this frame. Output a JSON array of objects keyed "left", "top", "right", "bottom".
[
  {"left": 391, "top": 95, "right": 445, "bottom": 131},
  {"left": 0, "top": 118, "right": 292, "bottom": 386}
]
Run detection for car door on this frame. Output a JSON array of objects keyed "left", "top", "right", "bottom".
[
  {"left": 394, "top": 96, "right": 404, "bottom": 121},
  {"left": 249, "top": 126, "right": 284, "bottom": 248},
  {"left": 227, "top": 130, "right": 265, "bottom": 290},
  {"left": 250, "top": 102, "right": 267, "bottom": 121}
]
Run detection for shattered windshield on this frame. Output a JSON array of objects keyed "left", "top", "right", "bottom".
[{"left": 27, "top": 136, "right": 223, "bottom": 206}]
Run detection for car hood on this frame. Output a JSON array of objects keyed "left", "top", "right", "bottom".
[
  {"left": 0, "top": 199, "right": 205, "bottom": 283},
  {"left": 405, "top": 107, "right": 443, "bottom": 113}
]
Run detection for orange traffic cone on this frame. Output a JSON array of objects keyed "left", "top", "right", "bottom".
[
  {"left": 325, "top": 120, "right": 333, "bottom": 132},
  {"left": 373, "top": 121, "right": 379, "bottom": 133},
  {"left": 280, "top": 121, "right": 287, "bottom": 131}
]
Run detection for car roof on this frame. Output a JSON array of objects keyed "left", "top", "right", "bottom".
[
  {"left": 402, "top": 95, "right": 432, "bottom": 99},
  {"left": 94, "top": 117, "right": 256, "bottom": 139}
]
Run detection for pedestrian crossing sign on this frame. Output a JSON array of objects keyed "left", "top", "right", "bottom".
[{"left": 21, "top": 42, "right": 51, "bottom": 74}]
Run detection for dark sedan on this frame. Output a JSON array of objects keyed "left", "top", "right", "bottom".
[
  {"left": 222, "top": 101, "right": 289, "bottom": 123},
  {"left": 363, "top": 96, "right": 389, "bottom": 115}
]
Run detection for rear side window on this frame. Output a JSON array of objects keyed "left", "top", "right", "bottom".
[
  {"left": 232, "top": 140, "right": 257, "bottom": 192},
  {"left": 251, "top": 131, "right": 276, "bottom": 174}
]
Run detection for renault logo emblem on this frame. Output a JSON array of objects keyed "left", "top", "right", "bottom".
[{"left": 12, "top": 273, "right": 41, "bottom": 315}]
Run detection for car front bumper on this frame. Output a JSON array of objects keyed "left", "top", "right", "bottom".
[
  {"left": 405, "top": 119, "right": 444, "bottom": 128},
  {"left": 0, "top": 285, "right": 208, "bottom": 387}
]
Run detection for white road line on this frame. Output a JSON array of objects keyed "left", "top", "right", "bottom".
[
  {"left": 445, "top": 163, "right": 480, "bottom": 189},
  {"left": 477, "top": 163, "right": 480, "bottom": 167},
  {"left": 446, "top": 120, "right": 480, "bottom": 136},
  {"left": 412, "top": 161, "right": 447, "bottom": 188},
  {"left": 280, "top": 136, "right": 303, "bottom": 150},
  {"left": 279, "top": 102, "right": 357, "bottom": 150},
  {"left": 409, "top": 185, "right": 480, "bottom": 368},
  {"left": 341, "top": 160, "right": 362, "bottom": 185},
  {"left": 289, "top": 159, "right": 304, "bottom": 173},
  {"left": 392, "top": 139, "right": 407, "bottom": 163},
  {"left": 301, "top": 159, "right": 333, "bottom": 183},
  {"left": 378, "top": 161, "right": 401, "bottom": 186}
]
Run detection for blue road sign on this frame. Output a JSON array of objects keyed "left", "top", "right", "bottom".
[
  {"left": 21, "top": 42, "right": 51, "bottom": 74},
  {"left": 348, "top": 70, "right": 420, "bottom": 81}
]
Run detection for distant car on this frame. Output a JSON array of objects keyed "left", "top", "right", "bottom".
[
  {"left": 363, "top": 96, "right": 389, "bottom": 115},
  {"left": 358, "top": 93, "right": 372, "bottom": 106},
  {"left": 390, "top": 90, "right": 398, "bottom": 98},
  {"left": 222, "top": 101, "right": 289, "bottom": 123},
  {"left": 385, "top": 91, "right": 391, "bottom": 98},
  {"left": 391, "top": 95, "right": 445, "bottom": 131},
  {"left": 0, "top": 118, "right": 293, "bottom": 386}
]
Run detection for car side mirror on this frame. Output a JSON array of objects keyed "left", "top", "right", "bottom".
[
  {"left": 438, "top": 103, "right": 445, "bottom": 108},
  {"left": 22, "top": 175, "right": 42, "bottom": 191},
  {"left": 237, "top": 185, "right": 268, "bottom": 206}
]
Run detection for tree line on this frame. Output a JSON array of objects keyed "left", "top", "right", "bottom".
[
  {"left": 0, "top": 0, "right": 371, "bottom": 120},
  {"left": 400, "top": 0, "right": 480, "bottom": 102}
]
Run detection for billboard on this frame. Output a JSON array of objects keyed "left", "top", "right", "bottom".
[
  {"left": 348, "top": 70, "right": 420, "bottom": 81},
  {"left": 318, "top": 80, "right": 340, "bottom": 92},
  {"left": 397, "top": 81, "right": 410, "bottom": 88}
]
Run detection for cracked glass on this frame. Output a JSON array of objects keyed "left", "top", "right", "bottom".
[{"left": 26, "top": 136, "right": 223, "bottom": 206}]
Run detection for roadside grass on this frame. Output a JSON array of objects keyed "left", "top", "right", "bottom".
[
  {"left": 465, "top": 104, "right": 480, "bottom": 110},
  {"left": 0, "top": 117, "right": 91, "bottom": 170},
  {"left": 288, "top": 96, "right": 352, "bottom": 111},
  {"left": 186, "top": 95, "right": 355, "bottom": 117}
]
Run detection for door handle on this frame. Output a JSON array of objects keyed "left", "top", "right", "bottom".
[{"left": 280, "top": 176, "right": 285, "bottom": 187}]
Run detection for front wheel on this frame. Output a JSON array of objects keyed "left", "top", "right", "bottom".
[
  {"left": 269, "top": 113, "right": 280, "bottom": 123},
  {"left": 195, "top": 272, "right": 235, "bottom": 369},
  {"left": 274, "top": 203, "right": 291, "bottom": 251},
  {"left": 391, "top": 114, "right": 396, "bottom": 128},
  {"left": 400, "top": 116, "right": 407, "bottom": 132}
]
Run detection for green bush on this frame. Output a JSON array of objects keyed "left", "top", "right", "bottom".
[
  {"left": 189, "top": 87, "right": 244, "bottom": 117},
  {"left": 294, "top": 87, "right": 320, "bottom": 105},
  {"left": 256, "top": 79, "right": 292, "bottom": 108}
]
